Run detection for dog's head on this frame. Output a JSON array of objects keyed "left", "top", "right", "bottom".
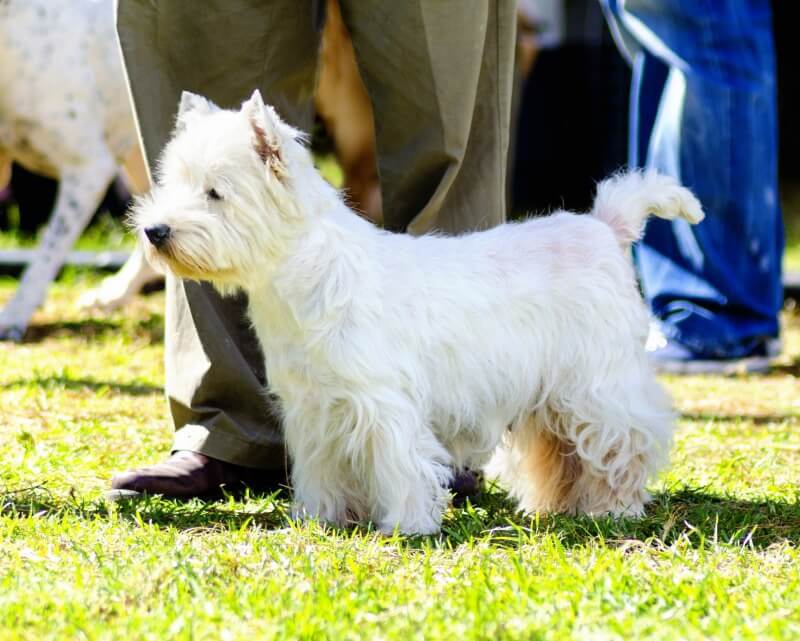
[{"left": 132, "top": 90, "right": 314, "bottom": 291}]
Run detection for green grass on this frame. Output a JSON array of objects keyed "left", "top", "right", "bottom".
[{"left": 2, "top": 273, "right": 800, "bottom": 640}]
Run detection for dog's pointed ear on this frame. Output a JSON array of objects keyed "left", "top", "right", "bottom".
[
  {"left": 178, "top": 91, "right": 215, "bottom": 117},
  {"left": 242, "top": 90, "right": 288, "bottom": 180},
  {"left": 175, "top": 91, "right": 217, "bottom": 132},
  {"left": 242, "top": 89, "right": 267, "bottom": 122}
]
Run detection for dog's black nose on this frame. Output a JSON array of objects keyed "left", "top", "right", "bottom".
[{"left": 144, "top": 224, "right": 171, "bottom": 248}]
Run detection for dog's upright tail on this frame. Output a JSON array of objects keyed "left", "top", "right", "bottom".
[{"left": 591, "top": 170, "right": 705, "bottom": 247}]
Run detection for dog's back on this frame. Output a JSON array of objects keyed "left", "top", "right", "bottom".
[
  {"left": 0, "top": 0, "right": 142, "bottom": 341},
  {"left": 365, "top": 174, "right": 703, "bottom": 497},
  {"left": 0, "top": 0, "right": 135, "bottom": 177}
]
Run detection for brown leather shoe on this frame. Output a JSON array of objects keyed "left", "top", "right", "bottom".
[{"left": 107, "top": 451, "right": 285, "bottom": 500}]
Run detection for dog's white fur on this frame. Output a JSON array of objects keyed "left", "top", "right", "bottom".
[
  {"left": 0, "top": 0, "right": 150, "bottom": 339},
  {"left": 135, "top": 90, "right": 704, "bottom": 534}
]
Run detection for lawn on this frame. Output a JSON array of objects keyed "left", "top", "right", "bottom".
[{"left": 1, "top": 267, "right": 800, "bottom": 640}]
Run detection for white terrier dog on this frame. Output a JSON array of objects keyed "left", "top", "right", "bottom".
[{"left": 134, "top": 90, "right": 704, "bottom": 535}]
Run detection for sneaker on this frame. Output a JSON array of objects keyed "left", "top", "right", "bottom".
[{"left": 646, "top": 322, "right": 781, "bottom": 375}]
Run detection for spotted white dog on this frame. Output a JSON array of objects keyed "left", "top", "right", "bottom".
[
  {"left": 0, "top": 0, "right": 152, "bottom": 340},
  {"left": 135, "top": 90, "right": 704, "bottom": 535}
]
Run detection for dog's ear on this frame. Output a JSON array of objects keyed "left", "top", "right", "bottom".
[
  {"left": 241, "top": 90, "right": 288, "bottom": 180},
  {"left": 175, "top": 91, "right": 217, "bottom": 132}
]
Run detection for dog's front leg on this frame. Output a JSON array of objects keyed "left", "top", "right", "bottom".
[
  {"left": 290, "top": 453, "right": 352, "bottom": 529},
  {"left": 78, "top": 144, "right": 158, "bottom": 312},
  {"left": 286, "top": 400, "right": 453, "bottom": 535},
  {"left": 0, "top": 156, "right": 117, "bottom": 340},
  {"left": 360, "top": 405, "right": 453, "bottom": 536},
  {"left": 285, "top": 407, "right": 353, "bottom": 528}
]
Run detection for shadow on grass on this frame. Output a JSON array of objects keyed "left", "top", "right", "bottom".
[
  {"left": 0, "top": 485, "right": 291, "bottom": 532},
  {"left": 2, "top": 484, "right": 798, "bottom": 550},
  {"left": 19, "top": 314, "right": 164, "bottom": 343},
  {"left": 0, "top": 375, "right": 161, "bottom": 396},
  {"left": 680, "top": 412, "right": 799, "bottom": 426},
  {"left": 451, "top": 486, "right": 800, "bottom": 551},
  {"left": 770, "top": 357, "right": 800, "bottom": 377}
]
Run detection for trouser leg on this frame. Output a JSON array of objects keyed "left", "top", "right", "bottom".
[
  {"left": 340, "top": 0, "right": 516, "bottom": 233},
  {"left": 605, "top": 0, "right": 783, "bottom": 358},
  {"left": 116, "top": 0, "right": 516, "bottom": 470},
  {"left": 117, "top": 0, "right": 320, "bottom": 468}
]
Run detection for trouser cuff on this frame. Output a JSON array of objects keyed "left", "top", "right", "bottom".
[{"left": 172, "top": 424, "right": 286, "bottom": 471}]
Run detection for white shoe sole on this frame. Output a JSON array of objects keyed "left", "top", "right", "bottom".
[
  {"left": 650, "top": 334, "right": 781, "bottom": 375},
  {"left": 654, "top": 354, "right": 774, "bottom": 375}
]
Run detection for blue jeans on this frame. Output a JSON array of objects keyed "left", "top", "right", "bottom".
[{"left": 603, "top": 0, "right": 783, "bottom": 358}]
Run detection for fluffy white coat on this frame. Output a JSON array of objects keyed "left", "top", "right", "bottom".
[{"left": 134, "top": 90, "right": 704, "bottom": 534}]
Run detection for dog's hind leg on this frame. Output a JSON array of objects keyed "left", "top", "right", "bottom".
[
  {"left": 549, "top": 373, "right": 673, "bottom": 518},
  {"left": 0, "top": 152, "right": 117, "bottom": 340},
  {"left": 120, "top": 144, "right": 151, "bottom": 194},
  {"left": 489, "top": 413, "right": 582, "bottom": 514}
]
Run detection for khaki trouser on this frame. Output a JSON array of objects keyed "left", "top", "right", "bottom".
[{"left": 116, "top": 0, "right": 516, "bottom": 470}]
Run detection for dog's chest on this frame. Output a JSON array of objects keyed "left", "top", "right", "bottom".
[
  {"left": 262, "top": 339, "right": 317, "bottom": 393},
  {"left": 247, "top": 295, "right": 323, "bottom": 396}
]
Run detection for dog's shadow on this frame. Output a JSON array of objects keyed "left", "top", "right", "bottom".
[
  {"left": 2, "top": 484, "right": 798, "bottom": 550},
  {"left": 436, "top": 485, "right": 800, "bottom": 550}
]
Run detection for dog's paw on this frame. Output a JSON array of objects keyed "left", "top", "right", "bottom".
[
  {"left": 77, "top": 279, "right": 131, "bottom": 312},
  {"left": 0, "top": 303, "right": 33, "bottom": 342},
  {"left": 378, "top": 499, "right": 445, "bottom": 535},
  {"left": 378, "top": 518, "right": 441, "bottom": 536},
  {"left": 0, "top": 323, "right": 25, "bottom": 343},
  {"left": 291, "top": 502, "right": 313, "bottom": 523},
  {"left": 291, "top": 501, "right": 348, "bottom": 529}
]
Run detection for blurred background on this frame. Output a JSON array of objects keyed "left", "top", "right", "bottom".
[{"left": 1, "top": 0, "right": 797, "bottom": 288}]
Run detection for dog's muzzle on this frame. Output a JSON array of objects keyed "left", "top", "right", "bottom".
[{"left": 144, "top": 224, "right": 171, "bottom": 249}]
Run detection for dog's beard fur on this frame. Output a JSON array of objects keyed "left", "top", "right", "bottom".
[
  {"left": 133, "top": 197, "right": 239, "bottom": 285},
  {"left": 135, "top": 89, "right": 705, "bottom": 535}
]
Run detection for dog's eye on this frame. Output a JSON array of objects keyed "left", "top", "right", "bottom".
[{"left": 207, "top": 188, "right": 222, "bottom": 201}]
